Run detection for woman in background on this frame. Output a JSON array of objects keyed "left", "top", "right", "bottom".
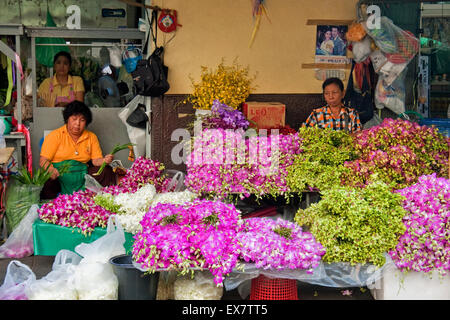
[{"left": 38, "top": 51, "right": 85, "bottom": 107}]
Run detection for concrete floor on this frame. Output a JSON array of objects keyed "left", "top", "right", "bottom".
[{"left": 0, "top": 255, "right": 374, "bottom": 300}]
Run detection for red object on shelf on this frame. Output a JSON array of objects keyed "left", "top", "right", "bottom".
[
  {"left": 250, "top": 274, "right": 298, "bottom": 300},
  {"left": 243, "top": 206, "right": 278, "bottom": 219}
]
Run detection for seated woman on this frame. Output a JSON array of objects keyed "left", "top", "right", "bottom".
[
  {"left": 303, "top": 77, "right": 362, "bottom": 133},
  {"left": 38, "top": 51, "right": 85, "bottom": 107},
  {"left": 40, "top": 101, "right": 117, "bottom": 199}
]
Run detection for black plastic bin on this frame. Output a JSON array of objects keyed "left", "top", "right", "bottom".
[{"left": 109, "top": 254, "right": 159, "bottom": 300}]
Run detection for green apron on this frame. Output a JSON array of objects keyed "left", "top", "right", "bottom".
[{"left": 53, "top": 160, "right": 88, "bottom": 195}]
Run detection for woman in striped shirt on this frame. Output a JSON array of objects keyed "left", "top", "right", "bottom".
[{"left": 303, "top": 77, "right": 362, "bottom": 133}]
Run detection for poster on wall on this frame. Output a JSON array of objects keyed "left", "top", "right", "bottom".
[{"left": 315, "top": 25, "right": 350, "bottom": 64}]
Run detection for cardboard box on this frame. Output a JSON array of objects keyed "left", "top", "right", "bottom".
[{"left": 243, "top": 102, "right": 286, "bottom": 129}]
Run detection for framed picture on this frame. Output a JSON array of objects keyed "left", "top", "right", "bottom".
[{"left": 315, "top": 25, "right": 349, "bottom": 64}]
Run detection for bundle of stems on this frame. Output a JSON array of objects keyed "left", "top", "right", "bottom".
[
  {"left": 93, "top": 143, "right": 135, "bottom": 176},
  {"left": 12, "top": 162, "right": 71, "bottom": 186}
]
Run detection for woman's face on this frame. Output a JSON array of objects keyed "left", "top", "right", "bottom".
[
  {"left": 324, "top": 31, "right": 331, "bottom": 40},
  {"left": 54, "top": 55, "right": 71, "bottom": 78},
  {"left": 67, "top": 114, "right": 87, "bottom": 137},
  {"left": 324, "top": 83, "right": 345, "bottom": 108}
]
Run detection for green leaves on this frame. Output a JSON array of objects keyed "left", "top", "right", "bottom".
[
  {"left": 93, "top": 142, "right": 134, "bottom": 176},
  {"left": 12, "top": 162, "right": 71, "bottom": 186}
]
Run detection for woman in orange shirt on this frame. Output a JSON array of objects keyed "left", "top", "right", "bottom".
[
  {"left": 40, "top": 101, "right": 116, "bottom": 199},
  {"left": 38, "top": 51, "right": 85, "bottom": 107}
]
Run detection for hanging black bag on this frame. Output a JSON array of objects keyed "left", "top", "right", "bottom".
[
  {"left": 126, "top": 103, "right": 149, "bottom": 128},
  {"left": 343, "top": 60, "right": 374, "bottom": 124},
  {"left": 132, "top": 10, "right": 170, "bottom": 97}
]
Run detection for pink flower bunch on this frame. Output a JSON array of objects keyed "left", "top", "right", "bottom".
[
  {"left": 102, "top": 156, "right": 169, "bottom": 195},
  {"left": 132, "top": 199, "right": 244, "bottom": 286},
  {"left": 38, "top": 190, "right": 113, "bottom": 235},
  {"left": 343, "top": 118, "right": 449, "bottom": 189},
  {"left": 185, "top": 128, "right": 302, "bottom": 199},
  {"left": 389, "top": 174, "right": 450, "bottom": 275},
  {"left": 237, "top": 217, "right": 325, "bottom": 271}
]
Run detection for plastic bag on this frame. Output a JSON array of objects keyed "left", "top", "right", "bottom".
[
  {"left": 375, "top": 68, "right": 407, "bottom": 114},
  {"left": 0, "top": 204, "right": 39, "bottom": 259},
  {"left": 118, "top": 95, "right": 146, "bottom": 158},
  {"left": 108, "top": 45, "right": 123, "bottom": 68},
  {"left": 73, "top": 216, "right": 125, "bottom": 300},
  {"left": 174, "top": 271, "right": 223, "bottom": 300},
  {"left": 5, "top": 180, "right": 42, "bottom": 234},
  {"left": 224, "top": 253, "right": 395, "bottom": 299},
  {"left": 351, "top": 36, "right": 372, "bottom": 63},
  {"left": 84, "top": 174, "right": 103, "bottom": 194},
  {"left": 0, "top": 260, "right": 36, "bottom": 300},
  {"left": 163, "top": 169, "right": 186, "bottom": 192},
  {"left": 25, "top": 250, "right": 81, "bottom": 300}
]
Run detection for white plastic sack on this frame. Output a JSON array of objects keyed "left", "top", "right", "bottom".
[
  {"left": 174, "top": 271, "right": 223, "bottom": 300},
  {"left": 118, "top": 95, "right": 146, "bottom": 158},
  {"left": 369, "top": 50, "right": 388, "bottom": 73},
  {"left": 109, "top": 45, "right": 123, "bottom": 68},
  {"left": 73, "top": 216, "right": 125, "bottom": 300},
  {"left": 84, "top": 174, "right": 103, "bottom": 194},
  {"left": 26, "top": 250, "right": 81, "bottom": 300},
  {"left": 351, "top": 36, "right": 372, "bottom": 63},
  {"left": 164, "top": 169, "right": 186, "bottom": 192},
  {"left": 0, "top": 260, "right": 36, "bottom": 300},
  {"left": 0, "top": 204, "right": 39, "bottom": 259}
]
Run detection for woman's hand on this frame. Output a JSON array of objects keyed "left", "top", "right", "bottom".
[
  {"left": 104, "top": 154, "right": 114, "bottom": 165},
  {"left": 50, "top": 167, "right": 60, "bottom": 180}
]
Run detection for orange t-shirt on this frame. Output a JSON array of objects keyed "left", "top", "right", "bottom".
[{"left": 40, "top": 125, "right": 103, "bottom": 164}]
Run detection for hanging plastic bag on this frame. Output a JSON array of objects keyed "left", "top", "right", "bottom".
[
  {"left": 0, "top": 260, "right": 36, "bottom": 300},
  {"left": 73, "top": 216, "right": 125, "bottom": 300},
  {"left": 108, "top": 45, "right": 123, "bottom": 68},
  {"left": 351, "top": 36, "right": 372, "bottom": 63},
  {"left": 25, "top": 250, "right": 81, "bottom": 300},
  {"left": 118, "top": 95, "right": 146, "bottom": 158},
  {"left": 375, "top": 69, "right": 407, "bottom": 115},
  {"left": 5, "top": 179, "right": 42, "bottom": 234},
  {"left": 0, "top": 204, "right": 39, "bottom": 259}
]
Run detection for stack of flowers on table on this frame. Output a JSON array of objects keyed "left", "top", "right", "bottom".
[
  {"left": 342, "top": 118, "right": 449, "bottom": 190},
  {"left": 38, "top": 157, "right": 178, "bottom": 235},
  {"left": 295, "top": 179, "right": 407, "bottom": 267},
  {"left": 132, "top": 199, "right": 244, "bottom": 286},
  {"left": 185, "top": 125, "right": 302, "bottom": 200},
  {"left": 286, "top": 127, "right": 357, "bottom": 194},
  {"left": 237, "top": 217, "right": 325, "bottom": 272},
  {"left": 389, "top": 173, "right": 450, "bottom": 276},
  {"left": 199, "top": 99, "right": 250, "bottom": 130}
]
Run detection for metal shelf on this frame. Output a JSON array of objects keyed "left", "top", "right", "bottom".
[{"left": 25, "top": 27, "right": 145, "bottom": 40}]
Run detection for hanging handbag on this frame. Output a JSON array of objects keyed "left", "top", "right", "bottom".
[
  {"left": 132, "top": 10, "right": 170, "bottom": 97},
  {"left": 343, "top": 60, "right": 374, "bottom": 124},
  {"left": 126, "top": 103, "right": 148, "bottom": 128}
]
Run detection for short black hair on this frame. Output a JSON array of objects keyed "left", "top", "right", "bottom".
[
  {"left": 322, "top": 77, "right": 344, "bottom": 92},
  {"left": 53, "top": 51, "right": 72, "bottom": 66},
  {"left": 62, "top": 101, "right": 92, "bottom": 125}
]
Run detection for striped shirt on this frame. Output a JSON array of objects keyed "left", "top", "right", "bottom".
[{"left": 303, "top": 105, "right": 362, "bottom": 133}]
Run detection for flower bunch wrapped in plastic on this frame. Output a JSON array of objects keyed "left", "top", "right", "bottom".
[
  {"left": 200, "top": 100, "right": 250, "bottom": 130},
  {"left": 295, "top": 179, "right": 407, "bottom": 267},
  {"left": 185, "top": 128, "right": 302, "bottom": 199},
  {"left": 237, "top": 217, "right": 325, "bottom": 271},
  {"left": 389, "top": 174, "right": 450, "bottom": 276},
  {"left": 38, "top": 190, "right": 113, "bottom": 235},
  {"left": 183, "top": 59, "right": 256, "bottom": 110},
  {"left": 132, "top": 199, "right": 244, "bottom": 286},
  {"left": 342, "top": 118, "right": 449, "bottom": 190}
]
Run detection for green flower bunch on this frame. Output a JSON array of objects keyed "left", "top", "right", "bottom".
[
  {"left": 294, "top": 179, "right": 407, "bottom": 267},
  {"left": 286, "top": 127, "right": 357, "bottom": 193}
]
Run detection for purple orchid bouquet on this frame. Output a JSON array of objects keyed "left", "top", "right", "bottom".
[
  {"left": 200, "top": 100, "right": 250, "bottom": 130},
  {"left": 185, "top": 128, "right": 302, "bottom": 199},
  {"left": 38, "top": 157, "right": 171, "bottom": 235},
  {"left": 342, "top": 118, "right": 449, "bottom": 190},
  {"left": 132, "top": 199, "right": 244, "bottom": 286},
  {"left": 389, "top": 174, "right": 450, "bottom": 276},
  {"left": 237, "top": 217, "right": 325, "bottom": 271}
]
